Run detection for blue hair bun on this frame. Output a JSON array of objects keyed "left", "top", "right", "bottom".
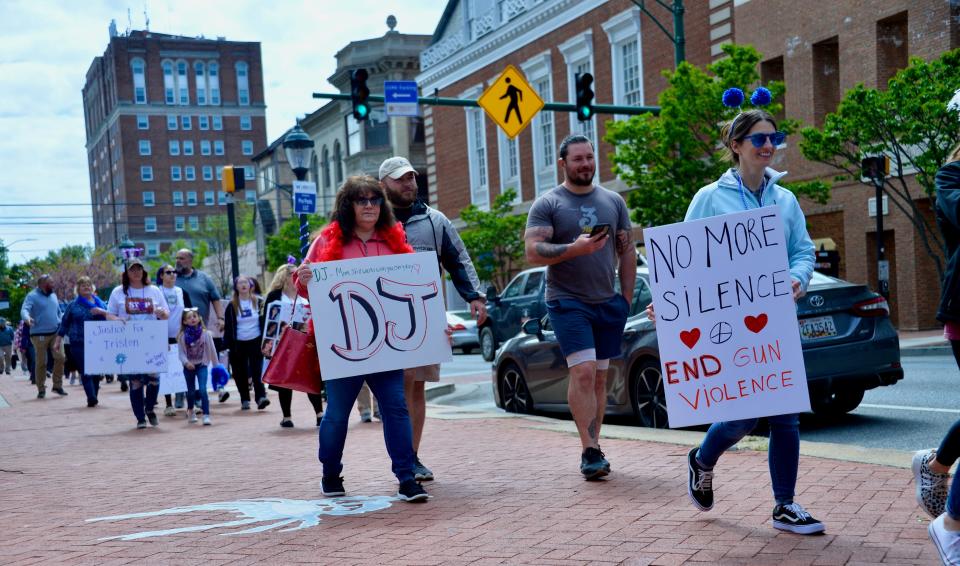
[
  {"left": 722, "top": 87, "right": 745, "bottom": 108},
  {"left": 750, "top": 86, "right": 772, "bottom": 107}
]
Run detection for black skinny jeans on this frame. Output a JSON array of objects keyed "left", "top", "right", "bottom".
[
  {"left": 277, "top": 387, "right": 324, "bottom": 418},
  {"left": 230, "top": 338, "right": 265, "bottom": 403},
  {"left": 936, "top": 340, "right": 960, "bottom": 466}
]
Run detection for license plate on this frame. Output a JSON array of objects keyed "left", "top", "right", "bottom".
[{"left": 799, "top": 315, "right": 837, "bottom": 340}]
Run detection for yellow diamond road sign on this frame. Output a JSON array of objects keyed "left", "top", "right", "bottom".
[{"left": 477, "top": 65, "right": 544, "bottom": 139}]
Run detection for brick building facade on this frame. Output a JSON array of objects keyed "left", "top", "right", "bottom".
[
  {"left": 82, "top": 27, "right": 268, "bottom": 258},
  {"left": 734, "top": 0, "right": 960, "bottom": 329}
]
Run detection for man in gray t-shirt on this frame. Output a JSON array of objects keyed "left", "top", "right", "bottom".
[{"left": 524, "top": 134, "right": 636, "bottom": 481}]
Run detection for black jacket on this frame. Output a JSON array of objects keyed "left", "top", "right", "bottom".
[
  {"left": 222, "top": 295, "right": 264, "bottom": 350},
  {"left": 936, "top": 161, "right": 960, "bottom": 323}
]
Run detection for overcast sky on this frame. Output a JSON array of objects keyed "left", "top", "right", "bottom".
[{"left": 0, "top": 0, "right": 447, "bottom": 263}]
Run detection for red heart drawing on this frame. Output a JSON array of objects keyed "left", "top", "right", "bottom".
[
  {"left": 679, "top": 328, "right": 701, "bottom": 349},
  {"left": 744, "top": 314, "right": 769, "bottom": 333}
]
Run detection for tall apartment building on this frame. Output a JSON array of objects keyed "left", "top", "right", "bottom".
[{"left": 82, "top": 25, "right": 267, "bottom": 258}]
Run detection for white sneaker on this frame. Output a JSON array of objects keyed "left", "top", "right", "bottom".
[
  {"left": 202, "top": 415, "right": 212, "bottom": 426},
  {"left": 360, "top": 410, "right": 372, "bottom": 423},
  {"left": 914, "top": 449, "right": 950, "bottom": 518},
  {"left": 188, "top": 413, "right": 197, "bottom": 424},
  {"left": 929, "top": 513, "right": 960, "bottom": 565}
]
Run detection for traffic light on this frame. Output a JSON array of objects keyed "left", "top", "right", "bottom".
[
  {"left": 575, "top": 72, "right": 594, "bottom": 122},
  {"left": 350, "top": 69, "right": 370, "bottom": 121},
  {"left": 221, "top": 165, "right": 245, "bottom": 194}
]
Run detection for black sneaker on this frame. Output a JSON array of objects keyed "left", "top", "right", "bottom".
[
  {"left": 280, "top": 419, "right": 294, "bottom": 428},
  {"left": 580, "top": 447, "right": 609, "bottom": 480},
  {"left": 37, "top": 389, "right": 45, "bottom": 399},
  {"left": 413, "top": 455, "right": 434, "bottom": 481},
  {"left": 687, "top": 446, "right": 714, "bottom": 511},
  {"left": 52, "top": 387, "right": 68, "bottom": 396},
  {"left": 136, "top": 420, "right": 147, "bottom": 429},
  {"left": 257, "top": 397, "right": 271, "bottom": 410},
  {"left": 146, "top": 412, "right": 159, "bottom": 427},
  {"left": 120, "top": 381, "right": 128, "bottom": 392},
  {"left": 772, "top": 502, "right": 825, "bottom": 534},
  {"left": 321, "top": 475, "right": 345, "bottom": 497},
  {"left": 218, "top": 390, "right": 230, "bottom": 403},
  {"left": 397, "top": 479, "right": 430, "bottom": 502}
]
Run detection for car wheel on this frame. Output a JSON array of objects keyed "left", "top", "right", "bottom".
[
  {"left": 480, "top": 327, "right": 496, "bottom": 361},
  {"left": 499, "top": 362, "right": 532, "bottom": 414},
  {"left": 810, "top": 388, "right": 865, "bottom": 416},
  {"left": 630, "top": 358, "right": 669, "bottom": 429}
]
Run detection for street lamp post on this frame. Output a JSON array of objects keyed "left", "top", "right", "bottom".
[{"left": 282, "top": 123, "right": 316, "bottom": 261}]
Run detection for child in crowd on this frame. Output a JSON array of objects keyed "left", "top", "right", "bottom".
[{"left": 177, "top": 308, "right": 218, "bottom": 425}]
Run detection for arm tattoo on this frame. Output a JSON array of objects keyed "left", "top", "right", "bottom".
[
  {"left": 535, "top": 241, "right": 569, "bottom": 258},
  {"left": 615, "top": 229, "right": 633, "bottom": 255},
  {"left": 587, "top": 418, "right": 597, "bottom": 441}
]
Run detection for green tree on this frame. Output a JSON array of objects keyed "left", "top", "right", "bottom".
[
  {"left": 186, "top": 204, "right": 255, "bottom": 295},
  {"left": 459, "top": 188, "right": 527, "bottom": 290},
  {"left": 799, "top": 48, "right": 960, "bottom": 282},
  {"left": 605, "top": 44, "right": 829, "bottom": 229},
  {"left": 265, "top": 215, "right": 326, "bottom": 272}
]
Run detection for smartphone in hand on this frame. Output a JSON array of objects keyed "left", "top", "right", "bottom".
[{"left": 587, "top": 223, "right": 611, "bottom": 238}]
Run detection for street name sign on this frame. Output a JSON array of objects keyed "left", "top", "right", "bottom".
[
  {"left": 293, "top": 180, "right": 317, "bottom": 215},
  {"left": 384, "top": 81, "right": 419, "bottom": 117},
  {"left": 477, "top": 65, "right": 544, "bottom": 139}
]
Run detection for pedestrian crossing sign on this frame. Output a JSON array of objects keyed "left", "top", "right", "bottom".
[{"left": 477, "top": 65, "right": 544, "bottom": 139}]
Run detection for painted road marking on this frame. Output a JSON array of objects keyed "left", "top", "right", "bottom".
[{"left": 860, "top": 403, "right": 960, "bottom": 415}]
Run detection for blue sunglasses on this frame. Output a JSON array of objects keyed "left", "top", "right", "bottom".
[{"left": 740, "top": 131, "right": 786, "bottom": 148}]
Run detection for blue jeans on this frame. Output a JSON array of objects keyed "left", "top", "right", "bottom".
[
  {"left": 318, "top": 369, "right": 415, "bottom": 483},
  {"left": 128, "top": 374, "right": 159, "bottom": 423},
  {"left": 696, "top": 414, "right": 800, "bottom": 505},
  {"left": 184, "top": 364, "right": 210, "bottom": 415}
]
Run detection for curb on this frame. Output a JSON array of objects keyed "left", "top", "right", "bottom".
[
  {"left": 425, "top": 382, "right": 455, "bottom": 401},
  {"left": 901, "top": 346, "right": 951, "bottom": 357}
]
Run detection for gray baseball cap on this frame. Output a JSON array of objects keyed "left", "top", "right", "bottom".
[{"left": 379, "top": 156, "right": 417, "bottom": 180}]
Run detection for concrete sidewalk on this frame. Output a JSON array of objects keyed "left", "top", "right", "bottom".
[
  {"left": 899, "top": 329, "right": 950, "bottom": 357},
  {"left": 0, "top": 371, "right": 940, "bottom": 565}
]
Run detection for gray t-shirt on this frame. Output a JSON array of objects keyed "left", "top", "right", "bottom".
[
  {"left": 175, "top": 269, "right": 221, "bottom": 324},
  {"left": 526, "top": 184, "right": 632, "bottom": 303}
]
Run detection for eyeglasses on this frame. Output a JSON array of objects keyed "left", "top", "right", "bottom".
[
  {"left": 352, "top": 196, "right": 384, "bottom": 207},
  {"left": 163, "top": 270, "right": 176, "bottom": 275},
  {"left": 740, "top": 132, "right": 786, "bottom": 148}
]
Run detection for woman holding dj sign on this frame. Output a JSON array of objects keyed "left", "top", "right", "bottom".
[
  {"left": 295, "top": 175, "right": 429, "bottom": 503},
  {"left": 648, "top": 94, "right": 820, "bottom": 534}
]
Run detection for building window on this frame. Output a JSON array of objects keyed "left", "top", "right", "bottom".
[
  {"left": 236, "top": 61, "right": 250, "bottom": 105},
  {"left": 212, "top": 115, "right": 223, "bottom": 130},
  {"left": 877, "top": 12, "right": 908, "bottom": 90},
  {"left": 603, "top": 9, "right": 644, "bottom": 113},
  {"left": 146, "top": 242, "right": 159, "bottom": 257},
  {"left": 138, "top": 140, "right": 151, "bottom": 156},
  {"left": 208, "top": 62, "right": 220, "bottom": 105},
  {"left": 522, "top": 52, "right": 557, "bottom": 196},
  {"left": 172, "top": 191, "right": 184, "bottom": 206},
  {"left": 187, "top": 191, "right": 197, "bottom": 205},
  {"left": 464, "top": 102, "right": 489, "bottom": 209},
  {"left": 185, "top": 166, "right": 196, "bottom": 181},
  {"left": 167, "top": 115, "right": 178, "bottom": 130},
  {"left": 242, "top": 140, "right": 254, "bottom": 155},
  {"left": 142, "top": 191, "right": 155, "bottom": 207},
  {"left": 218, "top": 191, "right": 228, "bottom": 205},
  {"left": 812, "top": 36, "right": 840, "bottom": 127},
  {"left": 163, "top": 60, "right": 175, "bottom": 104},
  {"left": 214, "top": 140, "right": 224, "bottom": 155},
  {"left": 204, "top": 190, "right": 215, "bottom": 205},
  {"left": 183, "top": 140, "right": 194, "bottom": 155},
  {"left": 177, "top": 60, "right": 189, "bottom": 105},
  {"left": 136, "top": 115, "right": 149, "bottom": 129},
  {"left": 140, "top": 166, "right": 153, "bottom": 181},
  {"left": 169, "top": 140, "right": 180, "bottom": 156},
  {"left": 245, "top": 190, "right": 255, "bottom": 204},
  {"left": 198, "top": 115, "right": 209, "bottom": 130},
  {"left": 558, "top": 31, "right": 597, "bottom": 147},
  {"left": 175, "top": 216, "right": 185, "bottom": 232},
  {"left": 216, "top": 165, "right": 223, "bottom": 180},
  {"left": 181, "top": 115, "right": 192, "bottom": 130},
  {"left": 194, "top": 61, "right": 207, "bottom": 105},
  {"left": 145, "top": 217, "right": 157, "bottom": 232},
  {"left": 202, "top": 165, "right": 213, "bottom": 180},
  {"left": 131, "top": 58, "right": 147, "bottom": 104},
  {"left": 321, "top": 146, "right": 330, "bottom": 188},
  {"left": 244, "top": 166, "right": 255, "bottom": 180},
  {"left": 761, "top": 56, "right": 786, "bottom": 122},
  {"left": 188, "top": 216, "right": 199, "bottom": 231},
  {"left": 200, "top": 140, "right": 211, "bottom": 155},
  {"left": 240, "top": 115, "right": 252, "bottom": 130},
  {"left": 333, "top": 141, "right": 343, "bottom": 184},
  {"left": 498, "top": 131, "right": 521, "bottom": 203},
  {"left": 171, "top": 167, "right": 182, "bottom": 182}
]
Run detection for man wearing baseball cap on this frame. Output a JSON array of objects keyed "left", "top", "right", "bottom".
[{"left": 379, "top": 156, "right": 487, "bottom": 482}]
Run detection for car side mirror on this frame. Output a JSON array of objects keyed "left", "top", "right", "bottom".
[
  {"left": 522, "top": 318, "right": 542, "bottom": 337},
  {"left": 486, "top": 285, "right": 499, "bottom": 303}
]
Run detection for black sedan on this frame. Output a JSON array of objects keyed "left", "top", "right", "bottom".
[{"left": 491, "top": 271, "right": 902, "bottom": 428}]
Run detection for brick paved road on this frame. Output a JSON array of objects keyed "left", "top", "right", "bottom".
[{"left": 0, "top": 372, "right": 939, "bottom": 565}]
